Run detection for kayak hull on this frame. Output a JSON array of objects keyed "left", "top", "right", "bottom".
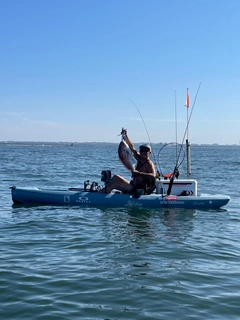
[{"left": 11, "top": 186, "right": 230, "bottom": 210}]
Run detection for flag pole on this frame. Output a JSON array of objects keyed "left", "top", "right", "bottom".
[{"left": 185, "top": 88, "right": 191, "bottom": 179}]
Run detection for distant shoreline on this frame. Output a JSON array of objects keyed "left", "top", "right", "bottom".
[{"left": 0, "top": 141, "right": 239, "bottom": 147}]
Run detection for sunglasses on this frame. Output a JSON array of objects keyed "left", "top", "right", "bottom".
[{"left": 140, "top": 149, "right": 149, "bottom": 153}]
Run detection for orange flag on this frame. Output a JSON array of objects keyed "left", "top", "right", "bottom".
[{"left": 185, "top": 89, "right": 190, "bottom": 108}]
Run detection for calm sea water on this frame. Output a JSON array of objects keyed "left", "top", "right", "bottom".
[{"left": 0, "top": 143, "right": 240, "bottom": 320}]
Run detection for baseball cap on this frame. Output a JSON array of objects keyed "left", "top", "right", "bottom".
[{"left": 139, "top": 144, "right": 151, "bottom": 152}]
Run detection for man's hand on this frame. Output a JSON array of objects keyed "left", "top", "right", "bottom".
[
  {"left": 132, "top": 170, "right": 141, "bottom": 177},
  {"left": 121, "top": 128, "right": 127, "bottom": 135}
]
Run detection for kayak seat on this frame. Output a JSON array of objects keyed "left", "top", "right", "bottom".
[{"left": 130, "top": 177, "right": 156, "bottom": 197}]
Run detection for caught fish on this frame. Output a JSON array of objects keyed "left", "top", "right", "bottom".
[{"left": 118, "top": 130, "right": 136, "bottom": 171}]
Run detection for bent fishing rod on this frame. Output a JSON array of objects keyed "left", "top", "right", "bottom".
[
  {"left": 167, "top": 82, "right": 202, "bottom": 196},
  {"left": 129, "top": 98, "right": 160, "bottom": 178}
]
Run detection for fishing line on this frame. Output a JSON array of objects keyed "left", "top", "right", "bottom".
[
  {"left": 157, "top": 142, "right": 186, "bottom": 177},
  {"left": 129, "top": 98, "right": 160, "bottom": 176}
]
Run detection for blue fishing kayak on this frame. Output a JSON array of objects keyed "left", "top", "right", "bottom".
[{"left": 10, "top": 186, "right": 230, "bottom": 209}]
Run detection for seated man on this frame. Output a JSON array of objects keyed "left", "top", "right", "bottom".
[{"left": 101, "top": 130, "right": 156, "bottom": 194}]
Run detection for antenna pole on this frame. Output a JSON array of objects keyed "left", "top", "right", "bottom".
[{"left": 186, "top": 88, "right": 191, "bottom": 179}]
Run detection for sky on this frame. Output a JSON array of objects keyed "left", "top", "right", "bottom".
[{"left": 0, "top": 0, "right": 240, "bottom": 144}]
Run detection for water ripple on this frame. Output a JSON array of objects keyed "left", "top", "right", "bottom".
[{"left": 1, "top": 144, "right": 240, "bottom": 319}]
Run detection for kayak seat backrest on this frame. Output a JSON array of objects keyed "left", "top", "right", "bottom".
[{"left": 130, "top": 176, "right": 156, "bottom": 196}]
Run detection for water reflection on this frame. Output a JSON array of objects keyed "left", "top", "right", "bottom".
[
  {"left": 99, "top": 206, "right": 199, "bottom": 245},
  {"left": 100, "top": 207, "right": 157, "bottom": 243},
  {"left": 160, "top": 209, "right": 197, "bottom": 242}
]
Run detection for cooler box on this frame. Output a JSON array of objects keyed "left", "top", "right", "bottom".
[{"left": 156, "top": 179, "right": 197, "bottom": 196}]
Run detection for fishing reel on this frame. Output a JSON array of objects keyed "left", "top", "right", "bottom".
[{"left": 173, "top": 167, "right": 180, "bottom": 179}]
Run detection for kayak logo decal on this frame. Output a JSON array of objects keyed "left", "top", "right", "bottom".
[
  {"left": 166, "top": 195, "right": 179, "bottom": 200},
  {"left": 126, "top": 200, "right": 143, "bottom": 207},
  {"left": 64, "top": 196, "right": 70, "bottom": 203},
  {"left": 184, "top": 190, "right": 194, "bottom": 196},
  {"left": 159, "top": 200, "right": 185, "bottom": 204},
  {"left": 77, "top": 196, "right": 91, "bottom": 204}
]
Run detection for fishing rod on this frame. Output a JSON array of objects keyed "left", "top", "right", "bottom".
[
  {"left": 174, "top": 90, "right": 178, "bottom": 165},
  {"left": 167, "top": 82, "right": 202, "bottom": 196},
  {"left": 129, "top": 98, "right": 160, "bottom": 178}
]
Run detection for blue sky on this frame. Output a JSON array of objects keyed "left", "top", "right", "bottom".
[{"left": 1, "top": 0, "right": 239, "bottom": 144}]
